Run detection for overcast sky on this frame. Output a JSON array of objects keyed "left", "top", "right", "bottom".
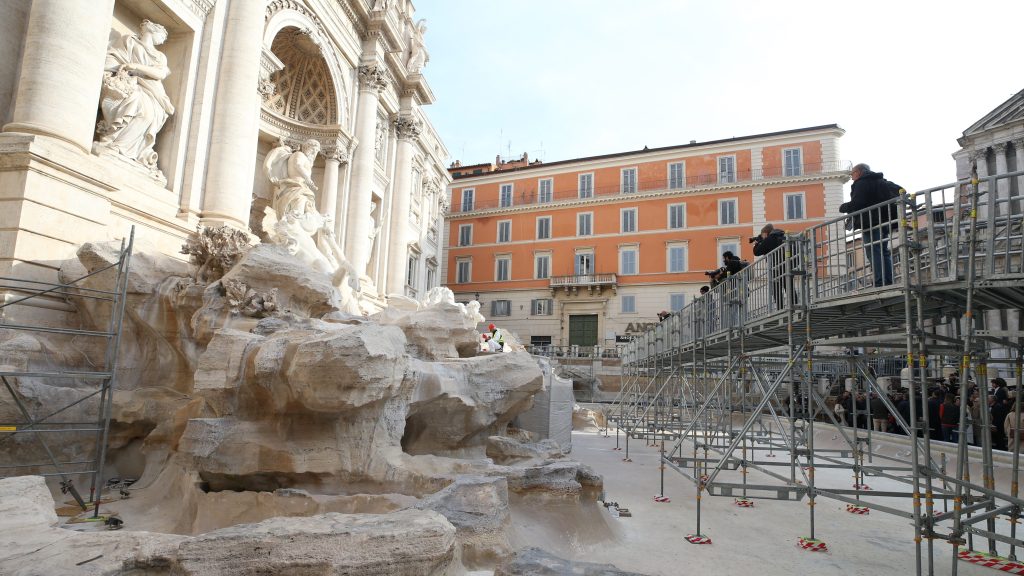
[{"left": 415, "top": 0, "right": 1022, "bottom": 193}]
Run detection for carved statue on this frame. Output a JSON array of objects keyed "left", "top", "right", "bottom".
[
  {"left": 94, "top": 20, "right": 175, "bottom": 182},
  {"left": 263, "top": 139, "right": 363, "bottom": 315},
  {"left": 407, "top": 19, "right": 428, "bottom": 72}
]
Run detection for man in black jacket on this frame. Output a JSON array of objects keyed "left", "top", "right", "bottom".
[
  {"left": 752, "top": 224, "right": 787, "bottom": 310},
  {"left": 839, "top": 163, "right": 901, "bottom": 287}
]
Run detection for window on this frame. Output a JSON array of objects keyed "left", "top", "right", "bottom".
[
  {"left": 531, "top": 335, "right": 552, "bottom": 347},
  {"left": 670, "top": 293, "right": 686, "bottom": 311},
  {"left": 719, "top": 198, "right": 738, "bottom": 225},
  {"left": 538, "top": 178, "right": 553, "bottom": 203},
  {"left": 783, "top": 148, "right": 803, "bottom": 177},
  {"left": 535, "top": 253, "right": 550, "bottom": 279},
  {"left": 495, "top": 256, "right": 510, "bottom": 281},
  {"left": 497, "top": 220, "right": 511, "bottom": 243},
  {"left": 718, "top": 238, "right": 740, "bottom": 261},
  {"left": 406, "top": 256, "right": 418, "bottom": 288},
  {"left": 578, "top": 173, "right": 594, "bottom": 198},
  {"left": 668, "top": 203, "right": 686, "bottom": 229},
  {"left": 669, "top": 162, "right": 686, "bottom": 189},
  {"left": 577, "top": 212, "right": 592, "bottom": 236},
  {"left": 620, "top": 247, "right": 638, "bottom": 275},
  {"left": 461, "top": 189, "right": 475, "bottom": 211},
  {"left": 575, "top": 251, "right": 594, "bottom": 275},
  {"left": 667, "top": 243, "right": 688, "bottom": 273},
  {"left": 536, "top": 216, "right": 551, "bottom": 240},
  {"left": 785, "top": 192, "right": 805, "bottom": 220},
  {"left": 718, "top": 156, "right": 736, "bottom": 184},
  {"left": 426, "top": 264, "right": 437, "bottom": 290},
  {"left": 456, "top": 258, "right": 471, "bottom": 283},
  {"left": 621, "top": 167, "right": 637, "bottom": 194},
  {"left": 491, "top": 300, "right": 511, "bottom": 316},
  {"left": 621, "top": 295, "right": 636, "bottom": 313},
  {"left": 532, "top": 298, "right": 553, "bottom": 315},
  {"left": 499, "top": 184, "right": 513, "bottom": 208},
  {"left": 458, "top": 224, "right": 473, "bottom": 246},
  {"left": 621, "top": 208, "right": 637, "bottom": 233}
]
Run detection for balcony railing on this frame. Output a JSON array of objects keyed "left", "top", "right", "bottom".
[
  {"left": 550, "top": 273, "right": 617, "bottom": 289},
  {"left": 452, "top": 161, "right": 851, "bottom": 214}
]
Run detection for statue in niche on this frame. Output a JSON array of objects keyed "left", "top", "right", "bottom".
[
  {"left": 94, "top": 20, "right": 175, "bottom": 183},
  {"left": 263, "top": 139, "right": 364, "bottom": 315},
  {"left": 407, "top": 19, "right": 428, "bottom": 73}
]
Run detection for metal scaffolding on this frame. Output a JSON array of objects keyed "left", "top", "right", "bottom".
[
  {"left": 614, "top": 171, "right": 1024, "bottom": 575},
  {"left": 0, "top": 229, "right": 133, "bottom": 516}
]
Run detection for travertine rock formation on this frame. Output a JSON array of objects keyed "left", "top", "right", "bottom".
[
  {"left": 495, "top": 547, "right": 649, "bottom": 576},
  {"left": 1, "top": 234, "right": 600, "bottom": 573}
]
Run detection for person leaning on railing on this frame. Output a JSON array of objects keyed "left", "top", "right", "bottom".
[
  {"left": 839, "top": 163, "right": 904, "bottom": 288},
  {"left": 751, "top": 224, "right": 787, "bottom": 310}
]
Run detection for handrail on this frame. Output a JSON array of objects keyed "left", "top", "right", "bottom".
[
  {"left": 550, "top": 273, "right": 617, "bottom": 287},
  {"left": 624, "top": 169, "right": 1024, "bottom": 363}
]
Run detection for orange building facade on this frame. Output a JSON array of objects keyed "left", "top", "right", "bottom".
[{"left": 442, "top": 125, "right": 848, "bottom": 349}]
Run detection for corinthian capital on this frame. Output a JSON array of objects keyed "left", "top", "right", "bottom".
[
  {"left": 993, "top": 141, "right": 1009, "bottom": 154},
  {"left": 358, "top": 64, "right": 389, "bottom": 93},
  {"left": 393, "top": 114, "right": 422, "bottom": 141},
  {"left": 972, "top": 147, "right": 989, "bottom": 162},
  {"left": 1014, "top": 137, "right": 1024, "bottom": 150}
]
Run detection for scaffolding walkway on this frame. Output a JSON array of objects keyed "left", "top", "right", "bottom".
[
  {"left": 614, "top": 171, "right": 1024, "bottom": 575},
  {"left": 0, "top": 230, "right": 133, "bottom": 517}
]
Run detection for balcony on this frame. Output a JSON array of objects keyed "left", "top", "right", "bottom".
[
  {"left": 550, "top": 273, "right": 617, "bottom": 295},
  {"left": 451, "top": 161, "right": 851, "bottom": 215}
]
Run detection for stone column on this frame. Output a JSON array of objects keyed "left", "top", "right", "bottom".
[
  {"left": 320, "top": 150, "right": 343, "bottom": 219},
  {"left": 345, "top": 64, "right": 388, "bottom": 275},
  {"left": 994, "top": 142, "right": 1010, "bottom": 215},
  {"left": 385, "top": 113, "right": 421, "bottom": 295},
  {"left": 200, "top": 0, "right": 267, "bottom": 228},
  {"left": 1015, "top": 138, "right": 1024, "bottom": 198},
  {"left": 2, "top": 0, "right": 116, "bottom": 152}
]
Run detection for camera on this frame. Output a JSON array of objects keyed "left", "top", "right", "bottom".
[
  {"left": 748, "top": 236, "right": 759, "bottom": 244},
  {"left": 704, "top": 267, "right": 725, "bottom": 277}
]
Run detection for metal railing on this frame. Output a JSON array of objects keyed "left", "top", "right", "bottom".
[
  {"left": 452, "top": 161, "right": 852, "bottom": 214},
  {"left": 625, "top": 169, "right": 1024, "bottom": 363}
]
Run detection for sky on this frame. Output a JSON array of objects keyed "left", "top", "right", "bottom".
[{"left": 415, "top": 0, "right": 1023, "bottom": 193}]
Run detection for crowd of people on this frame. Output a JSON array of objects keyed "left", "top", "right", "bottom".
[{"left": 831, "top": 376, "right": 1023, "bottom": 452}]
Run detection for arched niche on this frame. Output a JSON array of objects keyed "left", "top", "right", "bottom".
[
  {"left": 263, "top": 7, "right": 349, "bottom": 127},
  {"left": 265, "top": 27, "right": 337, "bottom": 125}
]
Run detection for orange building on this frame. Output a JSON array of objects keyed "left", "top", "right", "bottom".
[{"left": 443, "top": 125, "right": 848, "bottom": 349}]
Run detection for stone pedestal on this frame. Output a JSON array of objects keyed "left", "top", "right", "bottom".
[{"left": 2, "top": 0, "right": 115, "bottom": 152}]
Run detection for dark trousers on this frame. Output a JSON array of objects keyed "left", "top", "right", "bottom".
[{"left": 863, "top": 227, "right": 894, "bottom": 287}]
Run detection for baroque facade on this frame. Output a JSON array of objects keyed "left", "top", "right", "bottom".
[
  {"left": 952, "top": 88, "right": 1024, "bottom": 380},
  {"left": 0, "top": 0, "right": 450, "bottom": 315},
  {"left": 442, "top": 125, "right": 847, "bottom": 350}
]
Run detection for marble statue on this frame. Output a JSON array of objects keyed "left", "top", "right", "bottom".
[
  {"left": 263, "top": 139, "right": 363, "bottom": 314},
  {"left": 407, "top": 19, "right": 428, "bottom": 73},
  {"left": 94, "top": 20, "right": 175, "bottom": 182}
]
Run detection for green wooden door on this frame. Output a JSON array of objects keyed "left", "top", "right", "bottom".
[{"left": 569, "top": 314, "right": 598, "bottom": 347}]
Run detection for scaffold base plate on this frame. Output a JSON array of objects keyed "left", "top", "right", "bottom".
[
  {"left": 735, "top": 498, "right": 755, "bottom": 507},
  {"left": 653, "top": 495, "right": 671, "bottom": 503},
  {"left": 798, "top": 537, "right": 828, "bottom": 552},
  {"left": 685, "top": 534, "right": 712, "bottom": 544},
  {"left": 846, "top": 504, "right": 870, "bottom": 515},
  {"left": 957, "top": 549, "right": 1024, "bottom": 574}
]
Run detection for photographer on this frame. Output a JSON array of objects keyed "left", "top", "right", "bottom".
[
  {"left": 751, "top": 224, "right": 788, "bottom": 310},
  {"left": 721, "top": 251, "right": 748, "bottom": 275}
]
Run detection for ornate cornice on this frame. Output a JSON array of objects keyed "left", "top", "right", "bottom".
[
  {"left": 260, "top": 108, "right": 354, "bottom": 157},
  {"left": 187, "top": 0, "right": 216, "bottom": 18},
  {"left": 334, "top": 0, "right": 367, "bottom": 38},
  {"left": 393, "top": 114, "right": 422, "bottom": 141},
  {"left": 358, "top": 64, "right": 389, "bottom": 93}
]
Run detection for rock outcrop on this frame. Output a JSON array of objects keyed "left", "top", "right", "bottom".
[{"left": 495, "top": 547, "right": 649, "bottom": 576}]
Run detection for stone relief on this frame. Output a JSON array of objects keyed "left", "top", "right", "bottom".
[
  {"left": 263, "top": 139, "right": 363, "bottom": 314},
  {"left": 222, "top": 277, "right": 279, "bottom": 318},
  {"left": 94, "top": 20, "right": 175, "bottom": 183}
]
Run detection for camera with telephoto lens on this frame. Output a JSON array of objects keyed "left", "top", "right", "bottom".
[
  {"left": 704, "top": 267, "right": 725, "bottom": 278},
  {"left": 748, "top": 236, "right": 759, "bottom": 244}
]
